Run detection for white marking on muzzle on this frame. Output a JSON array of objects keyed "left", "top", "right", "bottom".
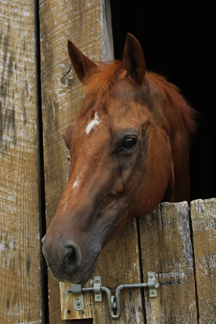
[
  {"left": 73, "top": 180, "right": 79, "bottom": 189},
  {"left": 72, "top": 166, "right": 87, "bottom": 190},
  {"left": 86, "top": 113, "right": 100, "bottom": 135}
]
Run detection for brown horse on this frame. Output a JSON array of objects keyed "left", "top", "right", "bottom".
[{"left": 42, "top": 33, "right": 196, "bottom": 284}]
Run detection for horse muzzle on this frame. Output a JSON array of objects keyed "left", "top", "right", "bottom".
[
  {"left": 42, "top": 191, "right": 124, "bottom": 283},
  {"left": 42, "top": 234, "right": 101, "bottom": 283}
]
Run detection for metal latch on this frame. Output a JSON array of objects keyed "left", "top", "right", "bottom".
[{"left": 65, "top": 272, "right": 159, "bottom": 319}]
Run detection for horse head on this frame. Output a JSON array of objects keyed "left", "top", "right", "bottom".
[{"left": 42, "top": 33, "right": 195, "bottom": 283}]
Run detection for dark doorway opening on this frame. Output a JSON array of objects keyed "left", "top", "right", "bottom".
[{"left": 110, "top": 0, "right": 216, "bottom": 200}]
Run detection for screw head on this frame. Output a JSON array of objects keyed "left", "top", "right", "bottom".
[
  {"left": 149, "top": 274, "right": 153, "bottom": 279},
  {"left": 77, "top": 300, "right": 81, "bottom": 306}
]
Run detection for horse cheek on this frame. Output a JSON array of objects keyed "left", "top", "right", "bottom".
[{"left": 134, "top": 140, "right": 171, "bottom": 216}]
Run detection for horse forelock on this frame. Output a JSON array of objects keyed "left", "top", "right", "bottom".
[
  {"left": 80, "top": 60, "right": 149, "bottom": 116},
  {"left": 84, "top": 60, "right": 126, "bottom": 103}
]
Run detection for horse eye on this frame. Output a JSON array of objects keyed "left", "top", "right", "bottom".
[{"left": 122, "top": 137, "right": 137, "bottom": 149}]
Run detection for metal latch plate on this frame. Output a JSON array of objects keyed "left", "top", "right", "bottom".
[
  {"left": 148, "top": 271, "right": 159, "bottom": 298},
  {"left": 94, "top": 276, "right": 102, "bottom": 302},
  {"left": 65, "top": 283, "right": 84, "bottom": 311}
]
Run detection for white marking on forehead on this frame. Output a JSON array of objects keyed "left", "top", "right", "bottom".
[{"left": 85, "top": 113, "right": 100, "bottom": 135}]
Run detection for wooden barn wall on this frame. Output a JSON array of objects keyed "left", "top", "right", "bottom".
[
  {"left": 1, "top": 0, "right": 216, "bottom": 324},
  {"left": 0, "top": 0, "right": 43, "bottom": 323}
]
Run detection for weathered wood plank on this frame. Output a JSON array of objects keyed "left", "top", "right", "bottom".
[
  {"left": 0, "top": 1, "right": 43, "bottom": 323},
  {"left": 40, "top": 0, "right": 113, "bottom": 322},
  {"left": 139, "top": 202, "right": 198, "bottom": 323},
  {"left": 92, "top": 218, "right": 145, "bottom": 324},
  {"left": 191, "top": 198, "right": 216, "bottom": 323}
]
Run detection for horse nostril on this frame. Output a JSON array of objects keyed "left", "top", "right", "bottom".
[
  {"left": 65, "top": 246, "right": 74, "bottom": 265},
  {"left": 64, "top": 244, "right": 80, "bottom": 272}
]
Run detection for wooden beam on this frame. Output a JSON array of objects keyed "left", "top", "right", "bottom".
[
  {"left": 191, "top": 198, "right": 216, "bottom": 323},
  {"left": 0, "top": 0, "right": 43, "bottom": 323},
  {"left": 92, "top": 219, "right": 144, "bottom": 324}
]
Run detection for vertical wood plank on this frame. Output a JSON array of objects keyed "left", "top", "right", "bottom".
[
  {"left": 191, "top": 198, "right": 216, "bottom": 323},
  {"left": 40, "top": 0, "right": 113, "bottom": 322},
  {"left": 139, "top": 202, "right": 198, "bottom": 323},
  {"left": 0, "top": 1, "right": 43, "bottom": 323},
  {"left": 92, "top": 219, "right": 145, "bottom": 324}
]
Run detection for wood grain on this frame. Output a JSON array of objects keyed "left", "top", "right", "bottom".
[
  {"left": 40, "top": 0, "right": 113, "bottom": 322},
  {"left": 191, "top": 198, "right": 216, "bottom": 323},
  {"left": 139, "top": 202, "right": 198, "bottom": 323},
  {"left": 0, "top": 0, "right": 43, "bottom": 323},
  {"left": 92, "top": 218, "right": 145, "bottom": 324}
]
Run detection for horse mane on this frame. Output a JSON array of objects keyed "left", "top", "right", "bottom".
[
  {"left": 84, "top": 61, "right": 196, "bottom": 139},
  {"left": 148, "top": 73, "right": 197, "bottom": 139}
]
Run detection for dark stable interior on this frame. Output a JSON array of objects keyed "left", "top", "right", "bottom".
[{"left": 110, "top": 0, "right": 216, "bottom": 201}]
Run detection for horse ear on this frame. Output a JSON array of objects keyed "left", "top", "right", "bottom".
[
  {"left": 68, "top": 40, "right": 98, "bottom": 84},
  {"left": 123, "top": 33, "right": 146, "bottom": 85}
]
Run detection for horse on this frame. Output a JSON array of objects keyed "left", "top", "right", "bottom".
[{"left": 42, "top": 33, "right": 196, "bottom": 284}]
